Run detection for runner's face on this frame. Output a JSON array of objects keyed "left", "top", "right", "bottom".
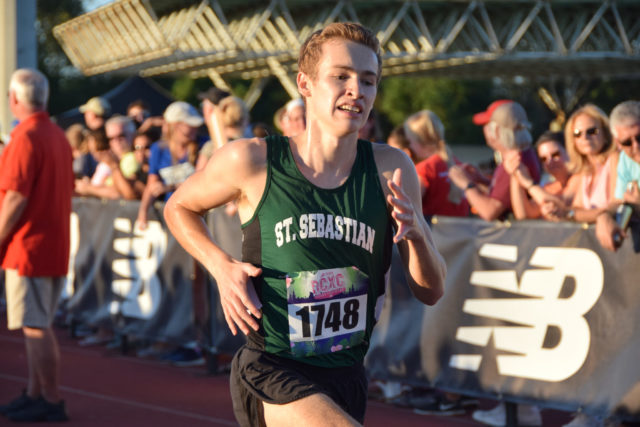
[{"left": 302, "top": 40, "right": 378, "bottom": 137}]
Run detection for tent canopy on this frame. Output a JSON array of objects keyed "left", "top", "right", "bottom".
[{"left": 55, "top": 75, "right": 174, "bottom": 129}]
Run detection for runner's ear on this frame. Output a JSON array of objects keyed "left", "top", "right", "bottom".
[{"left": 297, "top": 72, "right": 311, "bottom": 98}]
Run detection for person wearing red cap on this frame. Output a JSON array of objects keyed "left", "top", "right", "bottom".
[
  {"left": 471, "top": 99, "right": 513, "bottom": 127},
  {"left": 449, "top": 101, "right": 541, "bottom": 221}
]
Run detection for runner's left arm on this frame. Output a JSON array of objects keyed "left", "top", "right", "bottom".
[{"left": 375, "top": 145, "right": 445, "bottom": 305}]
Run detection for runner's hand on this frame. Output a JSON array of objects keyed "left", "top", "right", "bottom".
[
  {"left": 215, "top": 259, "right": 262, "bottom": 336},
  {"left": 387, "top": 168, "right": 421, "bottom": 243}
]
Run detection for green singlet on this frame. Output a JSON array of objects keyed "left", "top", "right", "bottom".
[{"left": 242, "top": 135, "right": 393, "bottom": 368}]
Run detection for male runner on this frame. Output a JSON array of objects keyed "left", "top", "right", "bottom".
[{"left": 164, "top": 22, "right": 445, "bottom": 427}]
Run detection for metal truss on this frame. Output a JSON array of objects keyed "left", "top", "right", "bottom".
[{"left": 54, "top": 0, "right": 640, "bottom": 105}]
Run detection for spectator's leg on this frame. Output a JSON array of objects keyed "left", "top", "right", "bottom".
[{"left": 23, "top": 326, "right": 60, "bottom": 403}]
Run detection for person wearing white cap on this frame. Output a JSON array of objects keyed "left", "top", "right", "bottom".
[
  {"left": 281, "top": 98, "right": 306, "bottom": 137},
  {"left": 136, "top": 101, "right": 203, "bottom": 230},
  {"left": 79, "top": 96, "right": 111, "bottom": 131}
]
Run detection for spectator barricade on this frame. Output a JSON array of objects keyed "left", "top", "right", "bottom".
[
  {"left": 367, "top": 216, "right": 640, "bottom": 422},
  {"left": 66, "top": 199, "right": 640, "bottom": 421},
  {"left": 65, "top": 198, "right": 197, "bottom": 345}
]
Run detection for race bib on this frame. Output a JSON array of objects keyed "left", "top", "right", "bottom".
[{"left": 287, "top": 267, "right": 368, "bottom": 357}]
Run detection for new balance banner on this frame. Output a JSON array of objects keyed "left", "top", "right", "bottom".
[
  {"left": 66, "top": 200, "right": 640, "bottom": 420},
  {"left": 66, "top": 198, "right": 196, "bottom": 344},
  {"left": 366, "top": 216, "right": 640, "bottom": 421}
]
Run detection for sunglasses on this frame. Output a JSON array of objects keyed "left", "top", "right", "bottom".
[
  {"left": 573, "top": 126, "right": 599, "bottom": 138},
  {"left": 619, "top": 133, "right": 640, "bottom": 147},
  {"left": 539, "top": 151, "right": 562, "bottom": 163},
  {"left": 108, "top": 133, "right": 126, "bottom": 141}
]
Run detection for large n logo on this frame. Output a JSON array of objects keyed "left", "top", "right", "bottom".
[{"left": 450, "top": 244, "right": 603, "bottom": 382}]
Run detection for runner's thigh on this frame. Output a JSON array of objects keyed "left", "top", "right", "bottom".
[{"left": 262, "top": 393, "right": 361, "bottom": 427}]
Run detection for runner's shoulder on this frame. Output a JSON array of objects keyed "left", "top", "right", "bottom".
[
  {"left": 371, "top": 141, "right": 414, "bottom": 175},
  {"left": 218, "top": 136, "right": 268, "bottom": 172}
]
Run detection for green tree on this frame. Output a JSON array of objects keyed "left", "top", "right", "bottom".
[
  {"left": 376, "top": 77, "right": 492, "bottom": 145},
  {"left": 37, "top": 0, "right": 125, "bottom": 116}
]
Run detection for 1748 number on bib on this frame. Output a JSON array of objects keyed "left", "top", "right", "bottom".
[{"left": 287, "top": 267, "right": 368, "bottom": 357}]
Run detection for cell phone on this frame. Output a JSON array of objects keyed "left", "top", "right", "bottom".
[{"left": 616, "top": 203, "right": 633, "bottom": 230}]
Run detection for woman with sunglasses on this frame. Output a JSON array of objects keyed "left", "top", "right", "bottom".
[
  {"left": 508, "top": 131, "right": 572, "bottom": 219},
  {"left": 556, "top": 104, "right": 619, "bottom": 223},
  {"left": 507, "top": 104, "right": 618, "bottom": 222}
]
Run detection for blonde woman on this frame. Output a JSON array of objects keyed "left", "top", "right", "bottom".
[
  {"left": 197, "top": 96, "right": 250, "bottom": 170},
  {"left": 557, "top": 104, "right": 619, "bottom": 222},
  {"left": 404, "top": 110, "right": 469, "bottom": 217}
]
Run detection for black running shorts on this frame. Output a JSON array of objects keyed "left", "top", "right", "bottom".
[{"left": 229, "top": 344, "right": 368, "bottom": 427}]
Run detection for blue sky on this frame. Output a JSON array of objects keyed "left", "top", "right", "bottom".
[{"left": 83, "top": 0, "right": 113, "bottom": 12}]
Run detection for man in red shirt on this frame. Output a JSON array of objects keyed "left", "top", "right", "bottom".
[{"left": 0, "top": 68, "right": 73, "bottom": 422}]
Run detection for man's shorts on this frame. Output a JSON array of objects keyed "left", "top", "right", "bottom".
[
  {"left": 230, "top": 344, "right": 368, "bottom": 427},
  {"left": 5, "top": 269, "right": 65, "bottom": 330}
]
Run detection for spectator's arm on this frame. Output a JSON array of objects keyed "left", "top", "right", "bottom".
[
  {"left": 510, "top": 175, "right": 540, "bottom": 219},
  {"left": 102, "top": 152, "right": 138, "bottom": 200},
  {"left": 596, "top": 209, "right": 624, "bottom": 251},
  {"left": 136, "top": 173, "right": 163, "bottom": 230},
  {"left": 464, "top": 187, "right": 506, "bottom": 221},
  {"left": 0, "top": 190, "right": 27, "bottom": 245},
  {"left": 449, "top": 164, "right": 506, "bottom": 221},
  {"left": 138, "top": 116, "right": 164, "bottom": 134},
  {"left": 74, "top": 179, "right": 120, "bottom": 199}
]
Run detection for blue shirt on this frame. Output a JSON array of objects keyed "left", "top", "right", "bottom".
[
  {"left": 615, "top": 151, "right": 640, "bottom": 199},
  {"left": 148, "top": 142, "right": 190, "bottom": 201}
]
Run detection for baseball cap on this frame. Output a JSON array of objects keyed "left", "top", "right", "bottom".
[
  {"left": 472, "top": 99, "right": 513, "bottom": 126},
  {"left": 79, "top": 96, "right": 111, "bottom": 116},
  {"left": 197, "top": 87, "right": 231, "bottom": 105},
  {"left": 163, "top": 101, "right": 204, "bottom": 127}
]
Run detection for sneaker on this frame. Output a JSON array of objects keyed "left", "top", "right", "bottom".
[
  {"left": 414, "top": 395, "right": 466, "bottom": 416},
  {"left": 159, "top": 347, "right": 184, "bottom": 362},
  {"left": 7, "top": 397, "right": 68, "bottom": 422},
  {"left": 388, "top": 391, "right": 436, "bottom": 409},
  {"left": 563, "top": 413, "right": 604, "bottom": 427},
  {"left": 458, "top": 395, "right": 480, "bottom": 408},
  {"left": 170, "top": 348, "right": 205, "bottom": 367},
  {"left": 0, "top": 390, "right": 38, "bottom": 416},
  {"left": 472, "top": 403, "right": 542, "bottom": 427},
  {"left": 374, "top": 381, "right": 411, "bottom": 401},
  {"left": 78, "top": 334, "right": 112, "bottom": 347},
  {"left": 136, "top": 345, "right": 165, "bottom": 359}
]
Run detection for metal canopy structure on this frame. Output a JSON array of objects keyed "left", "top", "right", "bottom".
[{"left": 54, "top": 0, "right": 640, "bottom": 106}]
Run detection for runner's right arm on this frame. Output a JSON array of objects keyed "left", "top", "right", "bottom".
[{"left": 164, "top": 138, "right": 267, "bottom": 335}]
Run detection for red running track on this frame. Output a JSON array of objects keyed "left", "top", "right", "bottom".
[{"left": 0, "top": 316, "right": 573, "bottom": 426}]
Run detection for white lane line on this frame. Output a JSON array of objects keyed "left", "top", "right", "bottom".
[{"left": 0, "top": 373, "right": 236, "bottom": 426}]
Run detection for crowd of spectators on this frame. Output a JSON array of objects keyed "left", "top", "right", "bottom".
[
  {"left": 1, "top": 72, "right": 639, "bottom": 426},
  {"left": 371, "top": 98, "right": 640, "bottom": 427}
]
